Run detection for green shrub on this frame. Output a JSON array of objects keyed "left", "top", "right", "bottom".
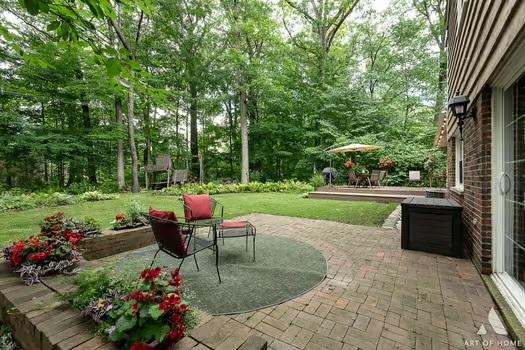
[
  {"left": 154, "top": 181, "right": 314, "bottom": 196},
  {"left": 309, "top": 174, "right": 325, "bottom": 189}
]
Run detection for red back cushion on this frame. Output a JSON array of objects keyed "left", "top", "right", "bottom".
[
  {"left": 183, "top": 194, "right": 213, "bottom": 221},
  {"left": 149, "top": 207, "right": 177, "bottom": 221}
]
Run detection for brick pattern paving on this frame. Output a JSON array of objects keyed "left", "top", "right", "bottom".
[{"left": 185, "top": 214, "right": 517, "bottom": 350}]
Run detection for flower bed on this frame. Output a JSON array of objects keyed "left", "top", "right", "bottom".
[
  {"left": 111, "top": 201, "right": 149, "bottom": 230},
  {"left": 2, "top": 212, "right": 100, "bottom": 284},
  {"left": 65, "top": 267, "right": 197, "bottom": 349}
]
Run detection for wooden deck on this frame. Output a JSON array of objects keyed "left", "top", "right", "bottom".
[{"left": 308, "top": 186, "right": 445, "bottom": 203}]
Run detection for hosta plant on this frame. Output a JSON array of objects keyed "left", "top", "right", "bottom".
[{"left": 80, "top": 268, "right": 198, "bottom": 348}]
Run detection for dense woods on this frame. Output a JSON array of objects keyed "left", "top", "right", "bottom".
[{"left": 0, "top": 0, "right": 446, "bottom": 192}]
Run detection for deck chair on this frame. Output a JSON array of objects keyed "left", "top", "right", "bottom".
[
  {"left": 149, "top": 215, "right": 221, "bottom": 283},
  {"left": 172, "top": 169, "right": 188, "bottom": 185},
  {"left": 348, "top": 171, "right": 359, "bottom": 187},
  {"left": 378, "top": 170, "right": 387, "bottom": 186},
  {"left": 145, "top": 154, "right": 173, "bottom": 189},
  {"left": 368, "top": 170, "right": 380, "bottom": 187}
]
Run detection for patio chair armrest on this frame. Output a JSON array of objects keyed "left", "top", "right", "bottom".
[{"left": 211, "top": 198, "right": 224, "bottom": 219}]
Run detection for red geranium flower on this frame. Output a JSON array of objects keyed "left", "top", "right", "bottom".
[
  {"left": 115, "top": 213, "right": 125, "bottom": 222},
  {"left": 159, "top": 293, "right": 182, "bottom": 311},
  {"left": 128, "top": 291, "right": 149, "bottom": 303},
  {"left": 63, "top": 232, "right": 82, "bottom": 245},
  {"left": 28, "top": 251, "right": 50, "bottom": 263},
  {"left": 140, "top": 268, "right": 161, "bottom": 282},
  {"left": 130, "top": 342, "right": 154, "bottom": 350}
]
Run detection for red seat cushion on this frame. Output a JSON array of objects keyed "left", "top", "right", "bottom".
[
  {"left": 149, "top": 207, "right": 177, "bottom": 221},
  {"left": 183, "top": 194, "right": 213, "bottom": 221},
  {"left": 220, "top": 220, "right": 249, "bottom": 229}
]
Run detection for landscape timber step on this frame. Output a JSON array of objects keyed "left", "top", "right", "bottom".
[
  {"left": 308, "top": 191, "right": 424, "bottom": 203},
  {"left": 0, "top": 263, "right": 267, "bottom": 350}
]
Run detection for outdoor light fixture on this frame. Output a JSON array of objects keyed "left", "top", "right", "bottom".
[{"left": 448, "top": 94, "right": 474, "bottom": 140}]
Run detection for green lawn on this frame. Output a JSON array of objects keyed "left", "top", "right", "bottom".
[{"left": 0, "top": 192, "right": 397, "bottom": 245}]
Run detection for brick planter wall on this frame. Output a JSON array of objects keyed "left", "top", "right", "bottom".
[
  {"left": 78, "top": 225, "right": 155, "bottom": 260},
  {"left": 447, "top": 87, "right": 492, "bottom": 274}
]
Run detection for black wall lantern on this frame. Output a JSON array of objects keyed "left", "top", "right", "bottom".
[{"left": 448, "top": 94, "right": 474, "bottom": 140}]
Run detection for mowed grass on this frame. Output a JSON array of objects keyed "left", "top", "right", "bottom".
[{"left": 0, "top": 192, "right": 397, "bottom": 245}]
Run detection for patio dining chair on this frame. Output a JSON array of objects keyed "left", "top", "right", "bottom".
[
  {"left": 348, "top": 171, "right": 360, "bottom": 187},
  {"left": 369, "top": 170, "right": 381, "bottom": 187},
  {"left": 182, "top": 193, "right": 223, "bottom": 224},
  {"left": 148, "top": 215, "right": 221, "bottom": 283},
  {"left": 378, "top": 170, "right": 387, "bottom": 186}
]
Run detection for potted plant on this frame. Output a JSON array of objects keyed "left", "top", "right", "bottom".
[{"left": 379, "top": 158, "right": 395, "bottom": 170}]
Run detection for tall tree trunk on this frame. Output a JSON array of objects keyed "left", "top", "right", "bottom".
[
  {"left": 239, "top": 89, "right": 249, "bottom": 183},
  {"left": 115, "top": 96, "right": 126, "bottom": 191},
  {"left": 143, "top": 101, "right": 152, "bottom": 166},
  {"left": 41, "top": 102, "right": 48, "bottom": 183},
  {"left": 225, "top": 99, "right": 234, "bottom": 177},
  {"left": 81, "top": 100, "right": 97, "bottom": 183},
  {"left": 127, "top": 84, "right": 140, "bottom": 193},
  {"left": 189, "top": 82, "right": 199, "bottom": 178}
]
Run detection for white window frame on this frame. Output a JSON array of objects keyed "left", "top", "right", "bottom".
[
  {"left": 455, "top": 135, "right": 464, "bottom": 191},
  {"left": 491, "top": 37, "right": 525, "bottom": 328}
]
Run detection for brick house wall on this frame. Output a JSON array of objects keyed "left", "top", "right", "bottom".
[{"left": 447, "top": 87, "right": 492, "bottom": 274}]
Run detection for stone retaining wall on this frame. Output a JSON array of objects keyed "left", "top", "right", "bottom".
[{"left": 78, "top": 226, "right": 155, "bottom": 260}]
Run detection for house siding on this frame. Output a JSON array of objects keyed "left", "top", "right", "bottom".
[{"left": 446, "top": 0, "right": 525, "bottom": 274}]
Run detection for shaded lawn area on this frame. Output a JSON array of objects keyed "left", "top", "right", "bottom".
[{"left": 0, "top": 192, "right": 397, "bottom": 245}]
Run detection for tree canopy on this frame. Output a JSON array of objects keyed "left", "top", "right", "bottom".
[{"left": 0, "top": 0, "right": 447, "bottom": 191}]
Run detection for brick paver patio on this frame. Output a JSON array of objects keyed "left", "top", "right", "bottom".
[{"left": 181, "top": 214, "right": 518, "bottom": 350}]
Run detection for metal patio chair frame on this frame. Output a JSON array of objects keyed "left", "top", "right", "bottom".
[
  {"left": 217, "top": 221, "right": 257, "bottom": 262},
  {"left": 148, "top": 216, "right": 221, "bottom": 283},
  {"left": 181, "top": 195, "right": 224, "bottom": 237}
]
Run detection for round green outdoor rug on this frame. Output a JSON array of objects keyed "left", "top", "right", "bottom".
[{"left": 121, "top": 234, "right": 326, "bottom": 315}]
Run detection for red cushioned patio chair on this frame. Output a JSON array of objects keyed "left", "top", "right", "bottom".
[
  {"left": 182, "top": 194, "right": 224, "bottom": 236},
  {"left": 148, "top": 214, "right": 221, "bottom": 283}
]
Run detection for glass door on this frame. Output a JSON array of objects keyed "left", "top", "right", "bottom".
[{"left": 503, "top": 75, "right": 525, "bottom": 292}]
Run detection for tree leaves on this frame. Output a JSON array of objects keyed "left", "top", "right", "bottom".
[{"left": 105, "top": 58, "right": 121, "bottom": 77}]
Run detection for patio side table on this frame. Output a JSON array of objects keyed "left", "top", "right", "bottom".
[
  {"left": 217, "top": 220, "right": 256, "bottom": 261},
  {"left": 401, "top": 197, "right": 463, "bottom": 258}
]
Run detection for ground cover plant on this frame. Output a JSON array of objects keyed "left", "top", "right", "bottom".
[
  {"left": 154, "top": 181, "right": 314, "bottom": 196},
  {"left": 0, "top": 191, "right": 118, "bottom": 213},
  {"left": 0, "top": 193, "right": 397, "bottom": 245}
]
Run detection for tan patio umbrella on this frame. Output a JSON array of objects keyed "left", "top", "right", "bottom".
[
  {"left": 327, "top": 143, "right": 380, "bottom": 153},
  {"left": 324, "top": 144, "right": 380, "bottom": 185}
]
